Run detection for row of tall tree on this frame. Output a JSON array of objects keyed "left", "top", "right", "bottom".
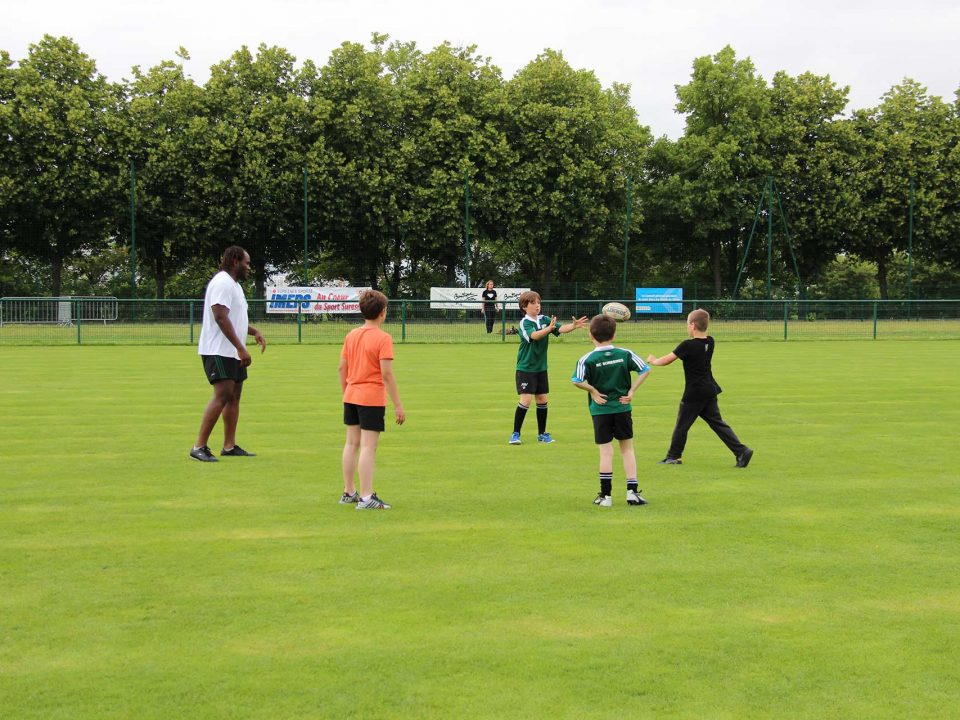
[{"left": 1, "top": 35, "right": 958, "bottom": 299}]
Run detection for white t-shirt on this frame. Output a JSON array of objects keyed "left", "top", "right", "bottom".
[{"left": 198, "top": 270, "right": 249, "bottom": 358}]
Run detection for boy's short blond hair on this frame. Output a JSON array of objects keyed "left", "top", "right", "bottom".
[
  {"left": 359, "top": 289, "right": 388, "bottom": 319},
  {"left": 688, "top": 308, "right": 710, "bottom": 331},
  {"left": 517, "top": 290, "right": 541, "bottom": 310}
]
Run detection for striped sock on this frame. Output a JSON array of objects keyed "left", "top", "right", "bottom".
[
  {"left": 536, "top": 403, "right": 548, "bottom": 434},
  {"left": 627, "top": 479, "right": 638, "bottom": 492},
  {"left": 599, "top": 472, "right": 613, "bottom": 496},
  {"left": 513, "top": 404, "right": 528, "bottom": 433}
]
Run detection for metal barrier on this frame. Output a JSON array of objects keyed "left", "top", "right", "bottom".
[
  {"left": 0, "top": 298, "right": 957, "bottom": 345},
  {"left": 0, "top": 296, "right": 119, "bottom": 327}
]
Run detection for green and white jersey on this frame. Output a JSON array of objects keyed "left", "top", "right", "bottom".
[
  {"left": 516, "top": 314, "right": 561, "bottom": 372},
  {"left": 571, "top": 345, "right": 650, "bottom": 415}
]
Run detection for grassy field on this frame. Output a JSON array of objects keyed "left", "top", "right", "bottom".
[{"left": 1, "top": 339, "right": 959, "bottom": 718}]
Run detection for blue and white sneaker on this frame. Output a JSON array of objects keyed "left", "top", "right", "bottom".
[
  {"left": 537, "top": 433, "right": 555, "bottom": 444},
  {"left": 509, "top": 432, "right": 522, "bottom": 445}
]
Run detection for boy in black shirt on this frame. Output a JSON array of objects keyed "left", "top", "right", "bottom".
[{"left": 646, "top": 308, "right": 753, "bottom": 468}]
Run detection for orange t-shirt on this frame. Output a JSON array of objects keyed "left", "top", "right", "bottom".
[{"left": 341, "top": 325, "right": 395, "bottom": 407}]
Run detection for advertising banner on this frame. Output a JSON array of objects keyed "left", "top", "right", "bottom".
[
  {"left": 635, "top": 287, "right": 684, "bottom": 314},
  {"left": 429, "top": 287, "right": 530, "bottom": 310},
  {"left": 265, "top": 287, "right": 372, "bottom": 314}
]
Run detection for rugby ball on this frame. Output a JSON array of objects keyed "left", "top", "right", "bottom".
[{"left": 602, "top": 302, "right": 631, "bottom": 322}]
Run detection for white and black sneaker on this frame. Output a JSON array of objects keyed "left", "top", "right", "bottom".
[
  {"left": 626, "top": 489, "right": 648, "bottom": 506},
  {"left": 339, "top": 492, "right": 360, "bottom": 505},
  {"left": 356, "top": 493, "right": 392, "bottom": 510},
  {"left": 593, "top": 493, "right": 612, "bottom": 507}
]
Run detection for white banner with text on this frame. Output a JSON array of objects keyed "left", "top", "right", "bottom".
[{"left": 429, "top": 287, "right": 530, "bottom": 310}]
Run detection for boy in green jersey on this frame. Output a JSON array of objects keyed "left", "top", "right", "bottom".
[
  {"left": 572, "top": 314, "right": 651, "bottom": 507},
  {"left": 509, "top": 290, "right": 588, "bottom": 444}
]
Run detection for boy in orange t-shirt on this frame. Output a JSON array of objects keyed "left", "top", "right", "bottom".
[{"left": 338, "top": 290, "right": 406, "bottom": 509}]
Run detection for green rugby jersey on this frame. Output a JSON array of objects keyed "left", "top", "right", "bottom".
[
  {"left": 571, "top": 345, "right": 650, "bottom": 415},
  {"left": 516, "top": 314, "right": 561, "bottom": 372}
]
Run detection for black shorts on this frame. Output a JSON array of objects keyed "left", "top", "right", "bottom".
[
  {"left": 343, "top": 403, "right": 386, "bottom": 432},
  {"left": 202, "top": 355, "right": 247, "bottom": 385},
  {"left": 516, "top": 370, "right": 549, "bottom": 395},
  {"left": 592, "top": 411, "right": 634, "bottom": 444}
]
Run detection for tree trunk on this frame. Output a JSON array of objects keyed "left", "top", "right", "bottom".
[
  {"left": 155, "top": 255, "right": 166, "bottom": 299},
  {"left": 877, "top": 255, "right": 889, "bottom": 300},
  {"left": 712, "top": 237, "right": 722, "bottom": 298},
  {"left": 52, "top": 251, "right": 63, "bottom": 297}
]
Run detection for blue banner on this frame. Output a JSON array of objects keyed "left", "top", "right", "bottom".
[{"left": 635, "top": 288, "right": 683, "bottom": 314}]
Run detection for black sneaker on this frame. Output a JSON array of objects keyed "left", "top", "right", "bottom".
[
  {"left": 190, "top": 445, "right": 218, "bottom": 462},
  {"left": 658, "top": 457, "right": 682, "bottom": 465},
  {"left": 221, "top": 445, "right": 256, "bottom": 457},
  {"left": 735, "top": 447, "right": 754, "bottom": 468}
]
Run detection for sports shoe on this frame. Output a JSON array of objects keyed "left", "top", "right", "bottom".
[
  {"left": 593, "top": 493, "right": 613, "bottom": 507},
  {"left": 190, "top": 445, "right": 218, "bottom": 462},
  {"left": 657, "top": 457, "right": 682, "bottom": 465},
  {"left": 221, "top": 445, "right": 256, "bottom": 457},
  {"left": 627, "top": 489, "right": 648, "bottom": 505},
  {"left": 505, "top": 326, "right": 519, "bottom": 336},
  {"left": 537, "top": 433, "right": 555, "bottom": 444},
  {"left": 509, "top": 432, "right": 522, "bottom": 445},
  {"left": 736, "top": 447, "right": 754, "bottom": 468},
  {"left": 339, "top": 492, "right": 360, "bottom": 505},
  {"left": 356, "top": 493, "right": 392, "bottom": 510}
]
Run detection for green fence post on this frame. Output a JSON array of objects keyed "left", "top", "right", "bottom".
[
  {"left": 297, "top": 303, "right": 303, "bottom": 344},
  {"left": 76, "top": 300, "right": 81, "bottom": 345},
  {"left": 501, "top": 301, "right": 506, "bottom": 342},
  {"left": 401, "top": 301, "right": 407, "bottom": 342},
  {"left": 872, "top": 301, "right": 878, "bottom": 339},
  {"left": 783, "top": 301, "right": 789, "bottom": 341},
  {"left": 189, "top": 300, "right": 195, "bottom": 345}
]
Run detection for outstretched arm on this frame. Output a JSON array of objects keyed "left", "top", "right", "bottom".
[
  {"left": 559, "top": 316, "right": 588, "bottom": 334},
  {"left": 647, "top": 352, "right": 677, "bottom": 367}
]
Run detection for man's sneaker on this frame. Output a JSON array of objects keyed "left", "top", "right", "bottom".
[
  {"left": 509, "top": 432, "right": 522, "bottom": 445},
  {"left": 339, "top": 492, "right": 360, "bottom": 505},
  {"left": 190, "top": 446, "right": 218, "bottom": 462},
  {"left": 627, "top": 489, "right": 648, "bottom": 505},
  {"left": 736, "top": 447, "right": 754, "bottom": 468},
  {"left": 537, "top": 433, "right": 555, "bottom": 444},
  {"left": 221, "top": 445, "right": 256, "bottom": 457},
  {"left": 658, "top": 457, "right": 682, "bottom": 465},
  {"left": 356, "top": 493, "right": 392, "bottom": 510},
  {"left": 593, "top": 493, "right": 613, "bottom": 507}
]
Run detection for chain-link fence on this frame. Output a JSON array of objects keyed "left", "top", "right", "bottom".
[{"left": 1, "top": 298, "right": 958, "bottom": 345}]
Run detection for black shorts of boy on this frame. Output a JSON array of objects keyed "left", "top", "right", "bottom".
[
  {"left": 343, "top": 403, "right": 386, "bottom": 432},
  {"left": 592, "top": 412, "right": 634, "bottom": 445},
  {"left": 516, "top": 370, "right": 549, "bottom": 395},
  {"left": 202, "top": 354, "right": 248, "bottom": 385}
]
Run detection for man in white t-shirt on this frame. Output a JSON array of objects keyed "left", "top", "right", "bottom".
[{"left": 190, "top": 246, "right": 266, "bottom": 462}]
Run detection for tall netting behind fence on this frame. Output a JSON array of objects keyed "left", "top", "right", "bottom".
[{"left": 0, "top": 298, "right": 957, "bottom": 345}]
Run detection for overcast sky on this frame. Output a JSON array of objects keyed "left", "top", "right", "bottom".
[{"left": 4, "top": 0, "right": 958, "bottom": 138}]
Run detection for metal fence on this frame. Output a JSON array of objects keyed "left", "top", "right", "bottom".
[{"left": 0, "top": 298, "right": 957, "bottom": 346}]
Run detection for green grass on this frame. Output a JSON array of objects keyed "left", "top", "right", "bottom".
[{"left": 1, "top": 340, "right": 959, "bottom": 719}]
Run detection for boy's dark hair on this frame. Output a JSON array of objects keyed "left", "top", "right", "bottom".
[
  {"left": 688, "top": 308, "right": 710, "bottom": 331},
  {"left": 359, "top": 289, "right": 388, "bottom": 319},
  {"left": 589, "top": 314, "right": 617, "bottom": 343},
  {"left": 517, "top": 290, "right": 541, "bottom": 310},
  {"left": 220, "top": 246, "right": 247, "bottom": 271}
]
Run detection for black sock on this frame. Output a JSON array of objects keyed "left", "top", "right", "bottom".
[
  {"left": 627, "top": 479, "right": 638, "bottom": 492},
  {"left": 599, "top": 473, "right": 613, "bottom": 496},
  {"left": 536, "top": 403, "right": 548, "bottom": 434},
  {"left": 513, "top": 404, "right": 528, "bottom": 434}
]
